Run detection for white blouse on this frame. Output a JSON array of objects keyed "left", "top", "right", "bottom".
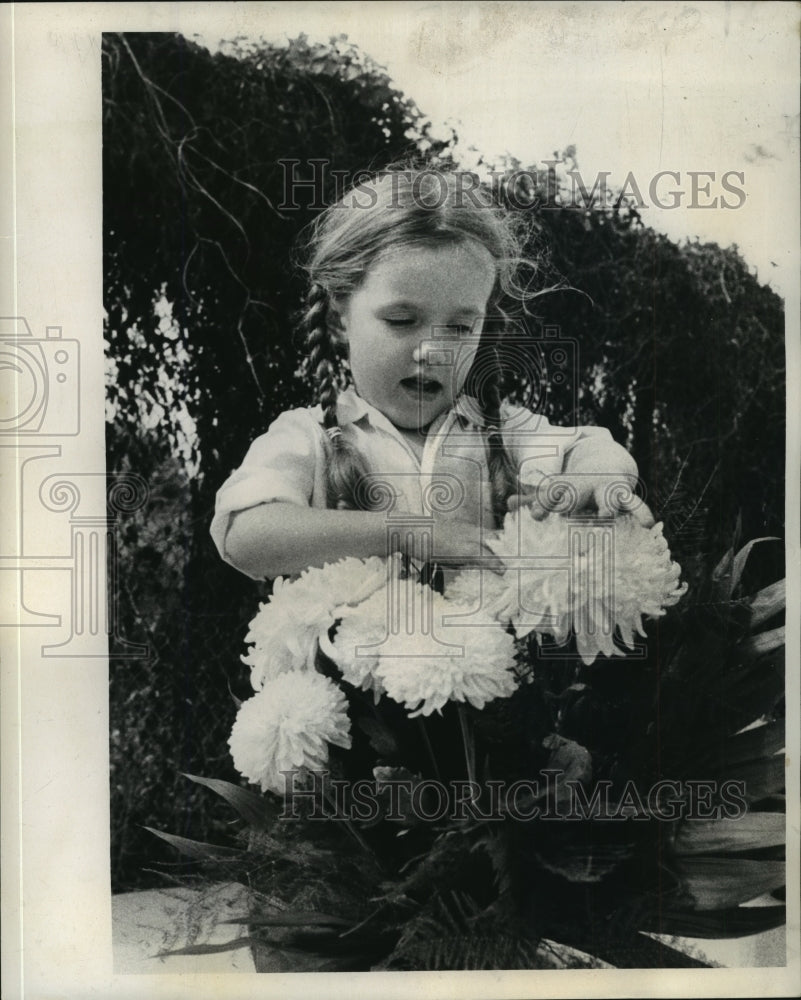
[{"left": 211, "top": 387, "right": 637, "bottom": 579}]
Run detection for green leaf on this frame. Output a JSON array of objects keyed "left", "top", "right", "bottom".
[
  {"left": 747, "top": 579, "right": 785, "bottom": 627},
  {"left": 157, "top": 936, "right": 256, "bottom": 958},
  {"left": 732, "top": 755, "right": 786, "bottom": 802},
  {"left": 534, "top": 842, "right": 634, "bottom": 883},
  {"left": 673, "top": 813, "right": 785, "bottom": 855},
  {"left": 730, "top": 538, "right": 780, "bottom": 597},
  {"left": 183, "top": 773, "right": 279, "bottom": 829},
  {"left": 711, "top": 535, "right": 778, "bottom": 600},
  {"left": 223, "top": 911, "right": 351, "bottom": 928},
  {"left": 145, "top": 826, "right": 241, "bottom": 859},
  {"left": 711, "top": 545, "right": 735, "bottom": 591},
  {"left": 575, "top": 930, "right": 710, "bottom": 969},
  {"left": 740, "top": 625, "right": 785, "bottom": 658},
  {"left": 643, "top": 905, "right": 785, "bottom": 939},
  {"left": 722, "top": 719, "right": 785, "bottom": 767},
  {"left": 678, "top": 856, "right": 785, "bottom": 910}
]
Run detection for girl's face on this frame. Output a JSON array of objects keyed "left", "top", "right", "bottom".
[{"left": 337, "top": 240, "right": 496, "bottom": 431}]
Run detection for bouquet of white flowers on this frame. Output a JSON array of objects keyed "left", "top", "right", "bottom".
[{"left": 151, "top": 513, "right": 786, "bottom": 971}]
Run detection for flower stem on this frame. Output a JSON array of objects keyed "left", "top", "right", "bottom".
[
  {"left": 322, "top": 787, "right": 372, "bottom": 857},
  {"left": 416, "top": 718, "right": 441, "bottom": 781},
  {"left": 458, "top": 705, "right": 476, "bottom": 786}
]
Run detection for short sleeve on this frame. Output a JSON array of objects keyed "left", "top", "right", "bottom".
[
  {"left": 209, "top": 408, "right": 323, "bottom": 562},
  {"left": 500, "top": 404, "right": 635, "bottom": 488}
]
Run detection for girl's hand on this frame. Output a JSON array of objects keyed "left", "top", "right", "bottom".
[
  {"left": 507, "top": 475, "right": 655, "bottom": 526},
  {"left": 405, "top": 514, "right": 504, "bottom": 570}
]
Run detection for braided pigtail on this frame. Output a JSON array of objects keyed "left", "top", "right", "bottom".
[
  {"left": 478, "top": 348, "right": 518, "bottom": 527},
  {"left": 304, "top": 282, "right": 372, "bottom": 510}
]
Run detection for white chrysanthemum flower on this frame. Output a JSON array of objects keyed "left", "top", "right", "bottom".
[
  {"left": 487, "top": 510, "right": 688, "bottom": 665},
  {"left": 373, "top": 587, "right": 519, "bottom": 717},
  {"left": 243, "top": 555, "right": 399, "bottom": 690},
  {"left": 320, "top": 587, "right": 391, "bottom": 698},
  {"left": 228, "top": 671, "right": 351, "bottom": 794},
  {"left": 485, "top": 510, "right": 574, "bottom": 642},
  {"left": 445, "top": 567, "right": 510, "bottom": 620}
]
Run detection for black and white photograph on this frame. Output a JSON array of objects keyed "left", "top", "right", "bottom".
[{"left": 2, "top": 2, "right": 799, "bottom": 997}]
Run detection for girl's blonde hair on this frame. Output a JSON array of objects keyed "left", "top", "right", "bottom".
[{"left": 299, "top": 168, "right": 537, "bottom": 522}]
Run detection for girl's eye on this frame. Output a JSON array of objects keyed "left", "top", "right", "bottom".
[{"left": 384, "top": 317, "right": 415, "bottom": 327}]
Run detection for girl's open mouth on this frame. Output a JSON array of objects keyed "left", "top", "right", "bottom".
[{"left": 400, "top": 376, "right": 442, "bottom": 398}]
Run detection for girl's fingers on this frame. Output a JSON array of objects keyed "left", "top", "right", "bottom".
[
  {"left": 475, "top": 546, "right": 507, "bottom": 572},
  {"left": 528, "top": 498, "right": 550, "bottom": 520},
  {"left": 593, "top": 485, "right": 656, "bottom": 526},
  {"left": 507, "top": 493, "right": 549, "bottom": 519},
  {"left": 510, "top": 480, "right": 652, "bottom": 524},
  {"left": 628, "top": 499, "right": 656, "bottom": 528},
  {"left": 594, "top": 485, "right": 615, "bottom": 519}
]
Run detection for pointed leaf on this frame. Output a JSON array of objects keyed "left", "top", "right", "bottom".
[
  {"left": 711, "top": 545, "right": 734, "bottom": 589},
  {"left": 534, "top": 842, "right": 633, "bottom": 882},
  {"left": 722, "top": 720, "right": 785, "bottom": 767},
  {"left": 183, "top": 773, "right": 279, "bottom": 829},
  {"left": 711, "top": 534, "right": 778, "bottom": 601},
  {"left": 157, "top": 936, "right": 256, "bottom": 958},
  {"left": 747, "top": 579, "right": 785, "bottom": 628},
  {"left": 732, "top": 756, "right": 786, "bottom": 802},
  {"left": 223, "top": 911, "right": 351, "bottom": 928},
  {"left": 678, "top": 856, "right": 785, "bottom": 910},
  {"left": 740, "top": 625, "right": 785, "bottom": 658},
  {"left": 538, "top": 939, "right": 614, "bottom": 969},
  {"left": 730, "top": 538, "right": 780, "bottom": 596},
  {"left": 578, "top": 931, "right": 710, "bottom": 969},
  {"left": 643, "top": 905, "right": 785, "bottom": 939},
  {"left": 227, "top": 678, "right": 243, "bottom": 710},
  {"left": 145, "top": 826, "right": 241, "bottom": 859},
  {"left": 674, "top": 813, "right": 785, "bottom": 855}
]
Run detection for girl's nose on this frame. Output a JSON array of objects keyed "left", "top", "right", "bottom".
[{"left": 412, "top": 342, "right": 426, "bottom": 364}]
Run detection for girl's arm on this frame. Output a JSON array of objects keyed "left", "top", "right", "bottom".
[
  {"left": 502, "top": 407, "right": 652, "bottom": 522},
  {"left": 225, "top": 501, "right": 486, "bottom": 579}
]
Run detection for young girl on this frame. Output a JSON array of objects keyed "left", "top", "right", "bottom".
[{"left": 210, "top": 169, "right": 643, "bottom": 581}]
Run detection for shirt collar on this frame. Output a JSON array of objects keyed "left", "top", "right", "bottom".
[{"left": 329, "top": 386, "right": 489, "bottom": 431}]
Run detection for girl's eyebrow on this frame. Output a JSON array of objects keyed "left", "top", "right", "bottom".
[
  {"left": 378, "top": 300, "right": 483, "bottom": 319},
  {"left": 377, "top": 300, "right": 416, "bottom": 311}
]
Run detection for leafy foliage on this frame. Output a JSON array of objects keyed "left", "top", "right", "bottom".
[
  {"left": 104, "top": 30, "right": 440, "bottom": 889},
  {"left": 104, "top": 32, "right": 785, "bottom": 892},
  {"left": 523, "top": 192, "right": 785, "bottom": 574},
  {"left": 149, "top": 538, "right": 785, "bottom": 970},
  {"left": 104, "top": 31, "right": 436, "bottom": 478}
]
